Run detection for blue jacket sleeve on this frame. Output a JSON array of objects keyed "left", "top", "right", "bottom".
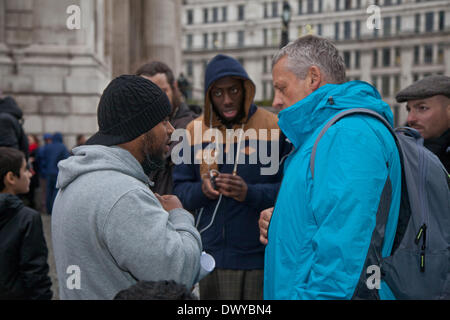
[{"left": 297, "top": 121, "right": 393, "bottom": 299}]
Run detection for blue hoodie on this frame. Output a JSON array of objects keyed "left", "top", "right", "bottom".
[
  {"left": 264, "top": 81, "right": 401, "bottom": 300},
  {"left": 42, "top": 133, "right": 70, "bottom": 177},
  {"left": 173, "top": 54, "right": 292, "bottom": 270}
]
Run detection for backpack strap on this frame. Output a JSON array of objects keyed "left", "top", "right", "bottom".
[{"left": 310, "top": 108, "right": 398, "bottom": 179}]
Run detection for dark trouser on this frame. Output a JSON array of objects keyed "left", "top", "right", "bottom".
[{"left": 199, "top": 269, "right": 263, "bottom": 300}]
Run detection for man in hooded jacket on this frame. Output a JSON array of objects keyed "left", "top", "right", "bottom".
[
  {"left": 52, "top": 75, "right": 202, "bottom": 300},
  {"left": 173, "top": 54, "right": 291, "bottom": 300},
  {"left": 0, "top": 95, "right": 29, "bottom": 159},
  {"left": 41, "top": 132, "right": 70, "bottom": 214}
]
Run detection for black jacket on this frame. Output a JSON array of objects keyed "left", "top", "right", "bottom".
[
  {"left": 0, "top": 194, "right": 52, "bottom": 300},
  {"left": 424, "top": 129, "right": 450, "bottom": 173},
  {"left": 0, "top": 96, "right": 29, "bottom": 159}
]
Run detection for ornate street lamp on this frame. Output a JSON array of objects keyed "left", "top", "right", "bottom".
[{"left": 280, "top": 1, "right": 292, "bottom": 48}]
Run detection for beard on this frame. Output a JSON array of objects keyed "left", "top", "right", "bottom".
[{"left": 141, "top": 131, "right": 166, "bottom": 176}]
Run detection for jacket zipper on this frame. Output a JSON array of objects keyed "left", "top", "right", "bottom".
[{"left": 416, "top": 139, "right": 429, "bottom": 272}]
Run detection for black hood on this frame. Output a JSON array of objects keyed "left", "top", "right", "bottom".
[
  {"left": 0, "top": 194, "right": 24, "bottom": 229},
  {"left": 0, "top": 96, "right": 23, "bottom": 119}
]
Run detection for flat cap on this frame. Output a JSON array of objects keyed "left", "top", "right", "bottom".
[{"left": 395, "top": 75, "right": 450, "bottom": 103}]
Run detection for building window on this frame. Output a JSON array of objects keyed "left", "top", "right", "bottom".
[
  {"left": 222, "top": 7, "right": 228, "bottom": 22},
  {"left": 318, "top": 24, "right": 322, "bottom": 36},
  {"left": 382, "top": 48, "right": 391, "bottom": 67},
  {"left": 344, "top": 0, "right": 351, "bottom": 10},
  {"left": 238, "top": 5, "right": 245, "bottom": 21},
  {"left": 212, "top": 32, "right": 218, "bottom": 49},
  {"left": 356, "top": 0, "right": 361, "bottom": 9},
  {"left": 272, "top": 28, "right": 279, "bottom": 46},
  {"left": 424, "top": 44, "right": 433, "bottom": 64},
  {"left": 318, "top": 0, "right": 323, "bottom": 13},
  {"left": 213, "top": 7, "right": 218, "bottom": 23},
  {"left": 237, "top": 30, "right": 245, "bottom": 47},
  {"left": 383, "top": 17, "right": 392, "bottom": 36},
  {"left": 344, "top": 21, "right": 351, "bottom": 40},
  {"left": 335, "top": 0, "right": 340, "bottom": 12},
  {"left": 396, "top": 16, "right": 401, "bottom": 34},
  {"left": 425, "top": 12, "right": 434, "bottom": 32},
  {"left": 381, "top": 75, "right": 390, "bottom": 97},
  {"left": 394, "top": 74, "right": 400, "bottom": 94},
  {"left": 438, "top": 43, "right": 444, "bottom": 64},
  {"left": 264, "top": 2, "right": 269, "bottom": 18},
  {"left": 203, "top": 33, "right": 208, "bottom": 49},
  {"left": 272, "top": 1, "right": 279, "bottom": 17},
  {"left": 414, "top": 45, "right": 420, "bottom": 65},
  {"left": 415, "top": 13, "right": 421, "bottom": 33},
  {"left": 203, "top": 8, "right": 209, "bottom": 23},
  {"left": 356, "top": 20, "right": 361, "bottom": 39},
  {"left": 187, "top": 9, "right": 194, "bottom": 25},
  {"left": 355, "top": 50, "right": 360, "bottom": 69},
  {"left": 335, "top": 22, "right": 340, "bottom": 41},
  {"left": 395, "top": 47, "right": 401, "bottom": 66},
  {"left": 186, "top": 34, "right": 193, "bottom": 50},
  {"left": 439, "top": 11, "right": 445, "bottom": 31},
  {"left": 222, "top": 32, "right": 227, "bottom": 48},
  {"left": 385, "top": 0, "right": 392, "bottom": 5},
  {"left": 186, "top": 61, "right": 194, "bottom": 78},
  {"left": 298, "top": 0, "right": 303, "bottom": 15},
  {"left": 186, "top": 60, "right": 193, "bottom": 77},
  {"left": 307, "top": 0, "right": 314, "bottom": 14},
  {"left": 263, "top": 28, "right": 268, "bottom": 46},
  {"left": 343, "top": 51, "right": 351, "bottom": 69},
  {"left": 202, "top": 60, "right": 208, "bottom": 76},
  {"left": 371, "top": 76, "right": 378, "bottom": 89},
  {"left": 263, "top": 56, "right": 268, "bottom": 74},
  {"left": 373, "top": 49, "right": 378, "bottom": 68}
]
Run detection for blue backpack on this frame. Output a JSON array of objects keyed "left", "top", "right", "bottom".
[{"left": 310, "top": 108, "right": 450, "bottom": 300}]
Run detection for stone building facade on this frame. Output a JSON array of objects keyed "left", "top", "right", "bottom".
[
  {"left": 181, "top": 0, "right": 450, "bottom": 126},
  {"left": 0, "top": 0, "right": 182, "bottom": 147}
]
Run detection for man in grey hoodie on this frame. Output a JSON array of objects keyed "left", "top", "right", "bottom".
[{"left": 51, "top": 75, "right": 203, "bottom": 300}]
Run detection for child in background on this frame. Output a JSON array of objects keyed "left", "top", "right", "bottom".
[{"left": 0, "top": 147, "right": 52, "bottom": 300}]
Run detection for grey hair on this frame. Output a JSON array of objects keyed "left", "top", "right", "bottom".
[{"left": 272, "top": 35, "right": 346, "bottom": 84}]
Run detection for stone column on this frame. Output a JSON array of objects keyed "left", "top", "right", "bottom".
[{"left": 141, "top": 0, "right": 182, "bottom": 76}]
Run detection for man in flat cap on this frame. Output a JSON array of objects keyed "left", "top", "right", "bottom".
[
  {"left": 51, "top": 75, "right": 202, "bottom": 299},
  {"left": 396, "top": 75, "right": 450, "bottom": 171}
]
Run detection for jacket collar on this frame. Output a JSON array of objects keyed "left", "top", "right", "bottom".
[{"left": 278, "top": 81, "right": 394, "bottom": 149}]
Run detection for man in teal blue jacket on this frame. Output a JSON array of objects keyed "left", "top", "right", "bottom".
[{"left": 262, "top": 35, "right": 402, "bottom": 300}]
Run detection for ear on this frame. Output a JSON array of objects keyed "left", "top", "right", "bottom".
[
  {"left": 4, "top": 171, "right": 16, "bottom": 187},
  {"left": 307, "top": 66, "right": 322, "bottom": 92}
]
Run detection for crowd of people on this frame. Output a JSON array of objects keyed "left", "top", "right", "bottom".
[{"left": 0, "top": 35, "right": 449, "bottom": 300}]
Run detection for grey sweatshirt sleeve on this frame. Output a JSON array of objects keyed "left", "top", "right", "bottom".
[{"left": 102, "top": 188, "right": 202, "bottom": 288}]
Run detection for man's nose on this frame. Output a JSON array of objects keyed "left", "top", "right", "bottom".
[
  {"left": 223, "top": 92, "right": 233, "bottom": 105},
  {"left": 167, "top": 121, "right": 175, "bottom": 136},
  {"left": 407, "top": 111, "right": 416, "bottom": 126},
  {"left": 272, "top": 93, "right": 283, "bottom": 110}
]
